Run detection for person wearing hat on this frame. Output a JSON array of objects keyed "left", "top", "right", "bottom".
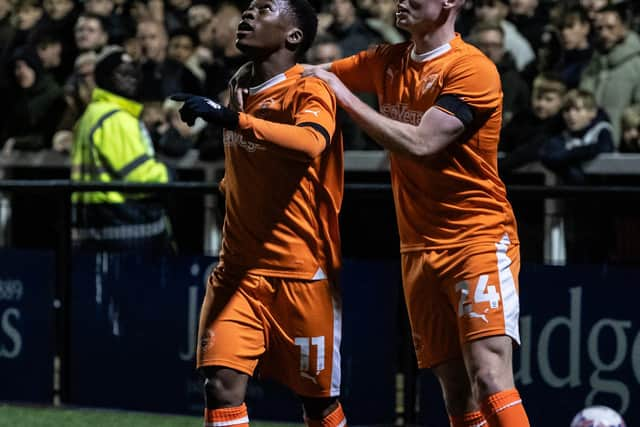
[
  {"left": 1, "top": 45, "right": 65, "bottom": 153},
  {"left": 70, "top": 45, "right": 174, "bottom": 252}
]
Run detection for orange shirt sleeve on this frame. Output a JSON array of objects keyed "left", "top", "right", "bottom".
[
  {"left": 436, "top": 54, "right": 502, "bottom": 120},
  {"left": 237, "top": 77, "right": 337, "bottom": 158},
  {"left": 331, "top": 44, "right": 391, "bottom": 94}
]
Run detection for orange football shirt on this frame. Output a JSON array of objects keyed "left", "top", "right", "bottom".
[
  {"left": 220, "top": 64, "right": 343, "bottom": 279},
  {"left": 332, "top": 35, "right": 518, "bottom": 251}
]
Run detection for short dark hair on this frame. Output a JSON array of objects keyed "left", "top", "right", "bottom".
[
  {"left": 77, "top": 12, "right": 109, "bottom": 33},
  {"left": 556, "top": 5, "right": 590, "bottom": 29},
  {"left": 597, "top": 2, "right": 631, "bottom": 24},
  {"left": 286, "top": 0, "right": 318, "bottom": 59},
  {"left": 169, "top": 28, "right": 198, "bottom": 47}
]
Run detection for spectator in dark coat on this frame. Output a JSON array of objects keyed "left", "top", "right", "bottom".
[
  {"left": 327, "top": 0, "right": 381, "bottom": 57},
  {"left": 555, "top": 5, "right": 593, "bottom": 89},
  {"left": 469, "top": 21, "right": 530, "bottom": 127},
  {"left": 540, "top": 89, "right": 614, "bottom": 184},
  {"left": 1, "top": 47, "right": 65, "bottom": 153},
  {"left": 499, "top": 73, "right": 566, "bottom": 174},
  {"left": 508, "top": 0, "right": 549, "bottom": 53},
  {"left": 200, "top": 2, "right": 246, "bottom": 101},
  {"left": 136, "top": 18, "right": 202, "bottom": 102}
]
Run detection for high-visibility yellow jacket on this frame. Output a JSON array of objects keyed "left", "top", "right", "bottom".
[{"left": 71, "top": 87, "right": 170, "bottom": 241}]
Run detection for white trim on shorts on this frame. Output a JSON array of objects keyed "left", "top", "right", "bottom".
[
  {"left": 496, "top": 233, "right": 521, "bottom": 344},
  {"left": 330, "top": 293, "right": 342, "bottom": 397}
]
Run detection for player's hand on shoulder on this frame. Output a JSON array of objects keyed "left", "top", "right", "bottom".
[
  {"left": 170, "top": 93, "right": 239, "bottom": 129},
  {"left": 302, "top": 67, "right": 351, "bottom": 106}
]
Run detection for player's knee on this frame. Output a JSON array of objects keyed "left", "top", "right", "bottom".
[
  {"left": 468, "top": 364, "right": 507, "bottom": 398},
  {"left": 201, "top": 367, "right": 247, "bottom": 408},
  {"left": 464, "top": 336, "right": 515, "bottom": 398}
]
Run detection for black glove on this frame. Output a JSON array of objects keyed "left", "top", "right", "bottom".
[{"left": 170, "top": 93, "right": 239, "bottom": 129}]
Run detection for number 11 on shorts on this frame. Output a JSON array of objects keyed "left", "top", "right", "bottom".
[{"left": 295, "top": 336, "right": 325, "bottom": 374}]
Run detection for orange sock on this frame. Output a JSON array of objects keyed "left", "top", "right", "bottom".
[
  {"left": 449, "top": 410, "right": 487, "bottom": 427},
  {"left": 305, "top": 402, "right": 347, "bottom": 427},
  {"left": 481, "top": 389, "right": 530, "bottom": 427},
  {"left": 204, "top": 403, "right": 249, "bottom": 427}
]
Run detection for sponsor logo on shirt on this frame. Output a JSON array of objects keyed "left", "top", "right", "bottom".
[
  {"left": 421, "top": 73, "right": 440, "bottom": 94},
  {"left": 380, "top": 103, "right": 424, "bottom": 126},
  {"left": 224, "top": 130, "right": 266, "bottom": 152}
]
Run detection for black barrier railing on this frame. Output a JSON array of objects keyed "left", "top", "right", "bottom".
[{"left": 4, "top": 180, "right": 640, "bottom": 197}]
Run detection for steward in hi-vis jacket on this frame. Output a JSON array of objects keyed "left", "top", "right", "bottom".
[{"left": 71, "top": 47, "right": 173, "bottom": 252}]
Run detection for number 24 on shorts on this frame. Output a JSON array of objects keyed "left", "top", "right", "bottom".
[{"left": 456, "top": 274, "right": 501, "bottom": 319}]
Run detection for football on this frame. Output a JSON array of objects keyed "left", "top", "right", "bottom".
[{"left": 570, "top": 406, "right": 626, "bottom": 427}]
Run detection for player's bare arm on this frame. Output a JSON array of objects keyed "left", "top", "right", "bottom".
[{"left": 304, "top": 67, "right": 466, "bottom": 156}]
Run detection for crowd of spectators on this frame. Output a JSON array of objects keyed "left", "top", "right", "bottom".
[{"left": 1, "top": 0, "right": 640, "bottom": 180}]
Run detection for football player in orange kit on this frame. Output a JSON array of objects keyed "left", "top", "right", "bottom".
[
  {"left": 303, "top": 0, "right": 530, "bottom": 426},
  {"left": 170, "top": 0, "right": 347, "bottom": 426}
]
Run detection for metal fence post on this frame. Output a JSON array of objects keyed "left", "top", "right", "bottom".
[{"left": 54, "top": 187, "right": 72, "bottom": 404}]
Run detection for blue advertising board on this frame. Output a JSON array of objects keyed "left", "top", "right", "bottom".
[
  {"left": 68, "top": 253, "right": 399, "bottom": 424},
  {"left": 420, "top": 264, "right": 640, "bottom": 426},
  {"left": 69, "top": 252, "right": 215, "bottom": 414},
  {"left": 0, "top": 249, "right": 54, "bottom": 403},
  {"left": 7, "top": 250, "right": 637, "bottom": 426}
]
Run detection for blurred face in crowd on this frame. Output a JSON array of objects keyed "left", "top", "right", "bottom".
[
  {"left": 168, "top": 0, "right": 191, "bottom": 11},
  {"left": 563, "top": 100, "right": 596, "bottom": 132},
  {"left": 372, "top": 0, "right": 396, "bottom": 23},
  {"left": 330, "top": 0, "right": 357, "bottom": 30},
  {"left": 14, "top": 60, "right": 36, "bottom": 89},
  {"left": 0, "top": 0, "right": 11, "bottom": 19},
  {"left": 112, "top": 59, "right": 141, "bottom": 99},
  {"left": 37, "top": 41, "right": 62, "bottom": 68},
  {"left": 473, "top": 28, "right": 505, "bottom": 64},
  {"left": 532, "top": 90, "right": 564, "bottom": 119},
  {"left": 560, "top": 16, "right": 591, "bottom": 50},
  {"left": 73, "top": 53, "right": 97, "bottom": 103},
  {"left": 580, "top": 0, "right": 608, "bottom": 21},
  {"left": 622, "top": 122, "right": 640, "bottom": 150},
  {"left": 75, "top": 16, "right": 108, "bottom": 52},
  {"left": 84, "top": 0, "right": 114, "bottom": 16},
  {"left": 210, "top": 4, "right": 241, "bottom": 51},
  {"left": 356, "top": 0, "right": 374, "bottom": 15},
  {"left": 593, "top": 11, "right": 627, "bottom": 52},
  {"left": 475, "top": 0, "right": 508, "bottom": 23},
  {"left": 124, "top": 36, "right": 143, "bottom": 62},
  {"left": 43, "top": 0, "right": 74, "bottom": 20},
  {"left": 168, "top": 34, "right": 195, "bottom": 63},
  {"left": 508, "top": 0, "right": 537, "bottom": 17},
  {"left": 16, "top": 4, "right": 43, "bottom": 30},
  {"left": 187, "top": 4, "right": 213, "bottom": 29},
  {"left": 138, "top": 20, "right": 168, "bottom": 62},
  {"left": 309, "top": 41, "right": 342, "bottom": 64}
]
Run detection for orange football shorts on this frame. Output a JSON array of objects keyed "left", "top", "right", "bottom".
[
  {"left": 197, "top": 263, "right": 342, "bottom": 397},
  {"left": 402, "top": 234, "right": 521, "bottom": 368}
]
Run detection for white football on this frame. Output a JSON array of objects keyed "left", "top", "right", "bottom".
[{"left": 570, "top": 405, "right": 626, "bottom": 427}]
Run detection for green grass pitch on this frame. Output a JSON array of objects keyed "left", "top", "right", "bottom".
[{"left": 0, "top": 404, "right": 304, "bottom": 427}]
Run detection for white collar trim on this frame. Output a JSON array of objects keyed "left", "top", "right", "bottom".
[
  {"left": 249, "top": 72, "right": 287, "bottom": 95},
  {"left": 410, "top": 43, "right": 452, "bottom": 63}
]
